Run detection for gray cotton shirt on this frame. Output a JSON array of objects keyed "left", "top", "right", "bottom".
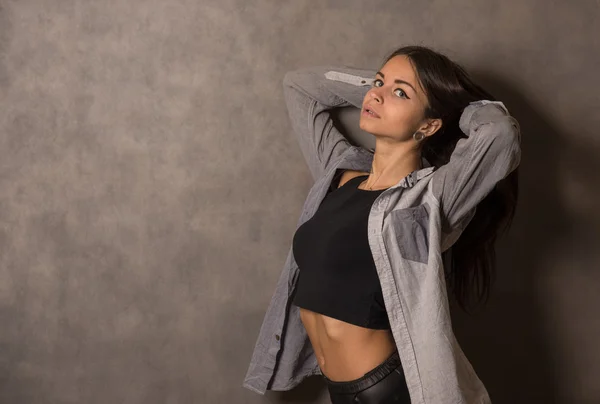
[{"left": 242, "top": 65, "right": 521, "bottom": 404}]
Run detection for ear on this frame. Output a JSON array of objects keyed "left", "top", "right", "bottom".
[{"left": 420, "top": 118, "right": 443, "bottom": 138}]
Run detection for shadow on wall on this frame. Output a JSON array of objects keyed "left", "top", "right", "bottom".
[
  {"left": 270, "top": 71, "right": 599, "bottom": 403},
  {"left": 450, "top": 70, "right": 600, "bottom": 404}
]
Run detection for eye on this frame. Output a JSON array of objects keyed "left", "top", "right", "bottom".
[
  {"left": 373, "top": 78, "right": 409, "bottom": 99},
  {"left": 394, "top": 88, "right": 408, "bottom": 99}
]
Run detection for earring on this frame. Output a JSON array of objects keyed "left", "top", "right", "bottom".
[{"left": 413, "top": 131, "right": 425, "bottom": 142}]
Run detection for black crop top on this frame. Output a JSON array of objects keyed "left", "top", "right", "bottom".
[{"left": 291, "top": 174, "right": 391, "bottom": 330}]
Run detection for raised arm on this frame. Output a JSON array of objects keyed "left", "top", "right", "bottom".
[
  {"left": 282, "top": 66, "right": 377, "bottom": 181},
  {"left": 431, "top": 100, "right": 522, "bottom": 233}
]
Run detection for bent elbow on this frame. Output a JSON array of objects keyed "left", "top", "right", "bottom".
[{"left": 490, "top": 117, "right": 522, "bottom": 177}]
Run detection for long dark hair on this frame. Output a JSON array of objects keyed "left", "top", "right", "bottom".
[{"left": 379, "top": 45, "right": 519, "bottom": 313}]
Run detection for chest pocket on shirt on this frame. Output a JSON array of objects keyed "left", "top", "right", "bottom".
[{"left": 389, "top": 203, "right": 430, "bottom": 264}]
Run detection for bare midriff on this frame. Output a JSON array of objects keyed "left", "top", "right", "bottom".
[
  {"left": 298, "top": 308, "right": 396, "bottom": 381},
  {"left": 296, "top": 169, "right": 396, "bottom": 382}
]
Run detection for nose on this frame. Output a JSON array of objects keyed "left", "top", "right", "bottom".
[{"left": 370, "top": 90, "right": 382, "bottom": 103}]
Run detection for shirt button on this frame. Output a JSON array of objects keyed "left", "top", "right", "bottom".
[{"left": 275, "top": 334, "right": 280, "bottom": 341}]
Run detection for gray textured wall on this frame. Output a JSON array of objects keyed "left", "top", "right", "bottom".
[{"left": 0, "top": 1, "right": 598, "bottom": 403}]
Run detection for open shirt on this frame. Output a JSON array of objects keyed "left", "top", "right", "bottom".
[{"left": 242, "top": 65, "right": 521, "bottom": 404}]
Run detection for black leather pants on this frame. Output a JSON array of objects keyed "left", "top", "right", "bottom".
[{"left": 323, "top": 349, "right": 411, "bottom": 404}]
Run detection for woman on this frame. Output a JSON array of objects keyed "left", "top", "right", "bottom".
[{"left": 243, "top": 45, "right": 521, "bottom": 404}]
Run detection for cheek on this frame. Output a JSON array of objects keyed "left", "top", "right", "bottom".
[{"left": 387, "top": 107, "right": 415, "bottom": 132}]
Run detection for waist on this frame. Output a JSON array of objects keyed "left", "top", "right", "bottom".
[{"left": 299, "top": 308, "right": 396, "bottom": 381}]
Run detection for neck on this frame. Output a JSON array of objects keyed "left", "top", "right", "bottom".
[{"left": 364, "top": 141, "right": 422, "bottom": 189}]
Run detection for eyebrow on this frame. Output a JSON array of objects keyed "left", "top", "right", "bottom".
[{"left": 375, "top": 71, "right": 417, "bottom": 94}]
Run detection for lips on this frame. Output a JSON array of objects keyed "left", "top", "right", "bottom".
[{"left": 363, "top": 105, "right": 381, "bottom": 118}]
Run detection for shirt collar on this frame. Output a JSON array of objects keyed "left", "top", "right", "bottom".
[{"left": 341, "top": 146, "right": 435, "bottom": 188}]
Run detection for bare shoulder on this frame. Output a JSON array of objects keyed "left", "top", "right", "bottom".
[{"left": 337, "top": 169, "right": 369, "bottom": 188}]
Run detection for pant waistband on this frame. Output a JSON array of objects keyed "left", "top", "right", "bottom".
[{"left": 323, "top": 349, "right": 401, "bottom": 395}]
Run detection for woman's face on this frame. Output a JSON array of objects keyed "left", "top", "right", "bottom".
[{"left": 359, "top": 55, "right": 431, "bottom": 141}]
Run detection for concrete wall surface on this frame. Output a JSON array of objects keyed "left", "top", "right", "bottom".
[{"left": 0, "top": 1, "right": 598, "bottom": 403}]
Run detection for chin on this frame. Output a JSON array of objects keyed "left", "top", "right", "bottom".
[
  {"left": 359, "top": 119, "right": 370, "bottom": 131},
  {"left": 359, "top": 120, "right": 377, "bottom": 133}
]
